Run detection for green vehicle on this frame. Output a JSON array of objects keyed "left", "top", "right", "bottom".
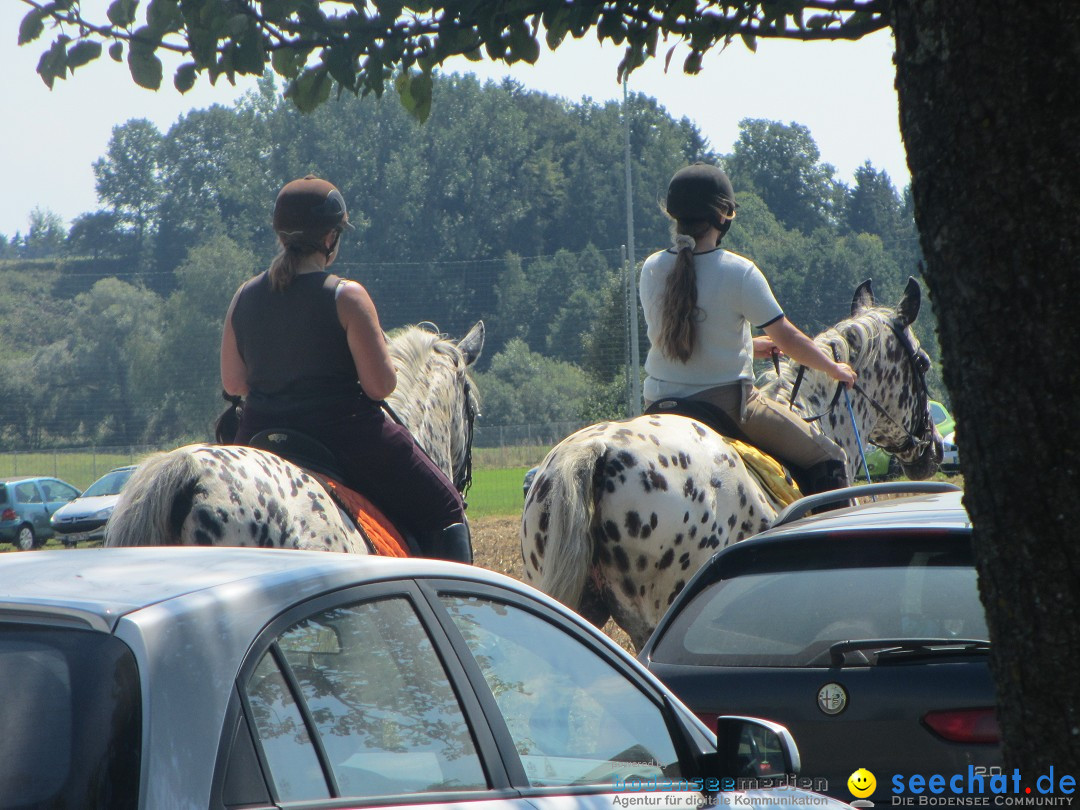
[{"left": 858, "top": 400, "right": 954, "bottom": 480}]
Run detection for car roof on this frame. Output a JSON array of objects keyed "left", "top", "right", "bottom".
[
  {"left": 0, "top": 547, "right": 526, "bottom": 632},
  {"left": 0, "top": 475, "right": 59, "bottom": 484},
  {"left": 755, "top": 488, "right": 970, "bottom": 540}
]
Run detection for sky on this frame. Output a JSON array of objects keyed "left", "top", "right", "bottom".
[{"left": 1, "top": 3, "right": 906, "bottom": 239}]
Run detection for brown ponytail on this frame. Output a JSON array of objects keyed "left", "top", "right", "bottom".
[{"left": 657, "top": 219, "right": 712, "bottom": 362}]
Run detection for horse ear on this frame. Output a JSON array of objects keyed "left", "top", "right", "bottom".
[
  {"left": 458, "top": 321, "right": 485, "bottom": 367},
  {"left": 851, "top": 279, "right": 875, "bottom": 316},
  {"left": 897, "top": 277, "right": 922, "bottom": 326}
]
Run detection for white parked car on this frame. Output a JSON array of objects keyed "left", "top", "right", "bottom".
[{"left": 0, "top": 548, "right": 847, "bottom": 810}]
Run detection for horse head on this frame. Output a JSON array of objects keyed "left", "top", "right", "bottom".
[
  {"left": 387, "top": 321, "right": 484, "bottom": 494},
  {"left": 849, "top": 278, "right": 943, "bottom": 479}
]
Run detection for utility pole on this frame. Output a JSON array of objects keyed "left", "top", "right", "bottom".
[{"left": 623, "top": 78, "right": 641, "bottom": 415}]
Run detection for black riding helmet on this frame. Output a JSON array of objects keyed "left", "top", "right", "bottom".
[
  {"left": 273, "top": 175, "right": 354, "bottom": 237},
  {"left": 665, "top": 163, "right": 737, "bottom": 238}
]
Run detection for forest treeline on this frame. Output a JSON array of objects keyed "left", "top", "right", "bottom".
[{"left": 0, "top": 72, "right": 928, "bottom": 450}]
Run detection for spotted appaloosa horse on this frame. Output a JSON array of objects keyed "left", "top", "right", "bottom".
[
  {"left": 105, "top": 321, "right": 484, "bottom": 551},
  {"left": 521, "top": 279, "right": 943, "bottom": 651}
]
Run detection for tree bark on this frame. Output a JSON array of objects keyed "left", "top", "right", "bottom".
[{"left": 891, "top": 0, "right": 1080, "bottom": 780}]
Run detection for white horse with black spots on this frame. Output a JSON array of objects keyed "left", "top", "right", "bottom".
[
  {"left": 521, "top": 280, "right": 942, "bottom": 651},
  {"left": 106, "top": 321, "right": 483, "bottom": 552}
]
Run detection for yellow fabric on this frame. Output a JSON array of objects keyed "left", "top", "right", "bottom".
[{"left": 729, "top": 440, "right": 803, "bottom": 507}]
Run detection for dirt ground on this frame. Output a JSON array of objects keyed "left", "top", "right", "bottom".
[{"left": 470, "top": 515, "right": 634, "bottom": 651}]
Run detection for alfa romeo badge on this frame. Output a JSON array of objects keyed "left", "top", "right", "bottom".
[{"left": 817, "top": 682, "right": 848, "bottom": 715}]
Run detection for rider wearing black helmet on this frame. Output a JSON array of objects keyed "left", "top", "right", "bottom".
[
  {"left": 220, "top": 175, "right": 472, "bottom": 562},
  {"left": 639, "top": 163, "right": 857, "bottom": 496}
]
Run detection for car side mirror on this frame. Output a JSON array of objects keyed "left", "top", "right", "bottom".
[{"left": 706, "top": 716, "right": 801, "bottom": 780}]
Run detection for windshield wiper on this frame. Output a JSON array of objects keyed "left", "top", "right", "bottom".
[{"left": 827, "top": 638, "right": 990, "bottom": 666}]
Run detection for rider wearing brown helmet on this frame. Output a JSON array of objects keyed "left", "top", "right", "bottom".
[
  {"left": 220, "top": 175, "right": 471, "bottom": 562},
  {"left": 639, "top": 162, "right": 857, "bottom": 496}
]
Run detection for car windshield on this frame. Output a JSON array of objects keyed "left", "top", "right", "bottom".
[
  {"left": 82, "top": 469, "right": 133, "bottom": 498},
  {"left": 652, "top": 547, "right": 989, "bottom": 668},
  {"left": 0, "top": 624, "right": 141, "bottom": 808},
  {"left": 930, "top": 402, "right": 948, "bottom": 425}
]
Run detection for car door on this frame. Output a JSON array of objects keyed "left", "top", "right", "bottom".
[
  {"left": 419, "top": 580, "right": 713, "bottom": 810},
  {"left": 14, "top": 481, "right": 47, "bottom": 536},
  {"left": 39, "top": 479, "right": 80, "bottom": 535},
  {"left": 217, "top": 579, "right": 530, "bottom": 810},
  {"left": 215, "top": 578, "right": 712, "bottom": 810}
]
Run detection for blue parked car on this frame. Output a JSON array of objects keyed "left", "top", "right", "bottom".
[{"left": 0, "top": 476, "right": 82, "bottom": 550}]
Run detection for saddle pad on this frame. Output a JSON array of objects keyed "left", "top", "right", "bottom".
[
  {"left": 318, "top": 476, "right": 412, "bottom": 558},
  {"left": 728, "top": 439, "right": 803, "bottom": 508}
]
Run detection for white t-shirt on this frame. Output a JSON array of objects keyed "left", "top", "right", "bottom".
[{"left": 639, "top": 247, "right": 784, "bottom": 400}]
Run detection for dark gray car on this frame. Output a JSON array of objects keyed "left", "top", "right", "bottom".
[{"left": 638, "top": 483, "right": 1000, "bottom": 807}]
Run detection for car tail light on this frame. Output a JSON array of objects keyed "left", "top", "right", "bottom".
[
  {"left": 1, "top": 508, "right": 15, "bottom": 521},
  {"left": 923, "top": 708, "right": 1000, "bottom": 743}
]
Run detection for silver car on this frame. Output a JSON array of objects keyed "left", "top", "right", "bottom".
[
  {"left": 48, "top": 465, "right": 135, "bottom": 546},
  {"left": 0, "top": 548, "right": 848, "bottom": 810}
]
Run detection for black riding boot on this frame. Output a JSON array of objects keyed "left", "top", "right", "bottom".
[{"left": 419, "top": 522, "right": 473, "bottom": 564}]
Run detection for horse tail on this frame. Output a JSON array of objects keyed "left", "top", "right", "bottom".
[
  {"left": 527, "top": 436, "right": 607, "bottom": 610},
  {"left": 105, "top": 448, "right": 205, "bottom": 547}
]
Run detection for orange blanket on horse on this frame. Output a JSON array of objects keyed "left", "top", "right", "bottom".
[{"left": 316, "top": 475, "right": 412, "bottom": 558}]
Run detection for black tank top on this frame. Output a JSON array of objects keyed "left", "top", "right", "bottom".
[{"left": 232, "top": 271, "right": 361, "bottom": 411}]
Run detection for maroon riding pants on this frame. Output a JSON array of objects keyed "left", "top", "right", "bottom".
[{"left": 234, "top": 398, "right": 464, "bottom": 535}]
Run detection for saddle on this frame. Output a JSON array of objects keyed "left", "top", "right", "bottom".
[
  {"left": 644, "top": 398, "right": 802, "bottom": 507},
  {"left": 248, "top": 428, "right": 417, "bottom": 558}
]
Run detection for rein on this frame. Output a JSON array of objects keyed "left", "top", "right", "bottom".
[{"left": 783, "top": 319, "right": 934, "bottom": 455}]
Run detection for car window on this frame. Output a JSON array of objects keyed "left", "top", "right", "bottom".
[
  {"left": 15, "top": 482, "right": 41, "bottom": 504},
  {"left": 930, "top": 402, "right": 947, "bottom": 425},
  {"left": 246, "top": 596, "right": 487, "bottom": 803},
  {"left": 440, "top": 594, "right": 682, "bottom": 788},
  {"left": 0, "top": 627, "right": 141, "bottom": 809},
  {"left": 652, "top": 556, "right": 989, "bottom": 667},
  {"left": 41, "top": 480, "right": 79, "bottom": 503},
  {"left": 0, "top": 484, "right": 8, "bottom": 506},
  {"left": 83, "top": 469, "right": 133, "bottom": 498}
]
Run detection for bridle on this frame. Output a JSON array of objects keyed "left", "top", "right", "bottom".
[
  {"left": 787, "top": 318, "right": 935, "bottom": 458},
  {"left": 454, "top": 376, "right": 478, "bottom": 496},
  {"left": 862, "top": 319, "right": 934, "bottom": 459}
]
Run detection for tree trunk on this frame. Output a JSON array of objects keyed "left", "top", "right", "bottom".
[{"left": 891, "top": 0, "right": 1080, "bottom": 780}]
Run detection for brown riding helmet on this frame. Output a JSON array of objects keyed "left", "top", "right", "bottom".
[{"left": 272, "top": 175, "right": 354, "bottom": 236}]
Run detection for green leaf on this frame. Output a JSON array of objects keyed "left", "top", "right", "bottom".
[
  {"left": 36, "top": 37, "right": 71, "bottom": 89},
  {"left": 508, "top": 23, "right": 540, "bottom": 65},
  {"left": 741, "top": 31, "right": 757, "bottom": 52},
  {"left": 107, "top": 0, "right": 139, "bottom": 28},
  {"left": 463, "top": 47, "right": 483, "bottom": 62},
  {"left": 128, "top": 48, "right": 163, "bottom": 89},
  {"left": 18, "top": 9, "right": 46, "bottom": 46},
  {"left": 285, "top": 66, "right": 332, "bottom": 113},
  {"left": 109, "top": 42, "right": 124, "bottom": 62},
  {"left": 146, "top": 0, "right": 183, "bottom": 35},
  {"left": 271, "top": 46, "right": 307, "bottom": 79},
  {"left": 173, "top": 61, "right": 197, "bottom": 93},
  {"left": 682, "top": 50, "right": 703, "bottom": 74},
  {"left": 66, "top": 40, "right": 102, "bottom": 70}
]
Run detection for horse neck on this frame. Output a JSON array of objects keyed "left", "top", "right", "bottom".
[
  {"left": 766, "top": 337, "right": 877, "bottom": 474},
  {"left": 385, "top": 347, "right": 459, "bottom": 480}
]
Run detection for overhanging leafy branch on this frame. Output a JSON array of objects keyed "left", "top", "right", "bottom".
[{"left": 18, "top": 0, "right": 889, "bottom": 116}]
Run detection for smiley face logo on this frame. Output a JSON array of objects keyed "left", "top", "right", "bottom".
[{"left": 848, "top": 768, "right": 877, "bottom": 798}]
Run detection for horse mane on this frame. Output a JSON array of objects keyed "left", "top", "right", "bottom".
[
  {"left": 765, "top": 305, "right": 896, "bottom": 394},
  {"left": 387, "top": 324, "right": 464, "bottom": 404}
]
